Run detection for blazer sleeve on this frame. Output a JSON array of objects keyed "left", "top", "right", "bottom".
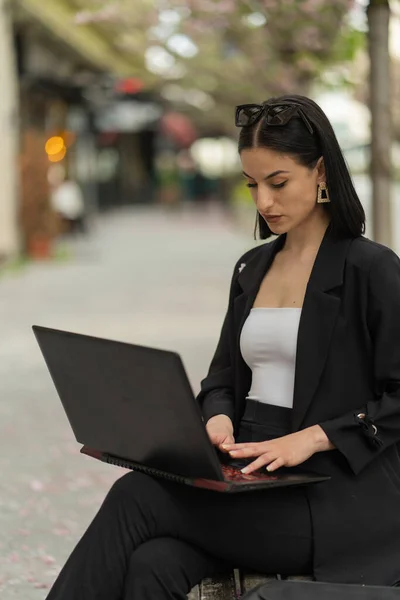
[
  {"left": 319, "top": 248, "right": 400, "bottom": 475},
  {"left": 196, "top": 259, "right": 242, "bottom": 425}
]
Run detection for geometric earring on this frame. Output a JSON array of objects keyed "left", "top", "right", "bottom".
[{"left": 317, "top": 181, "right": 330, "bottom": 204}]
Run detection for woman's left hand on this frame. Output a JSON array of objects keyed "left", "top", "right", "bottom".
[{"left": 222, "top": 425, "right": 333, "bottom": 474}]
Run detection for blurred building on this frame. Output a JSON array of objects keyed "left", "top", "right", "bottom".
[
  {"left": 94, "top": 100, "right": 199, "bottom": 210},
  {"left": 0, "top": 0, "right": 147, "bottom": 260},
  {"left": 94, "top": 91, "right": 162, "bottom": 210},
  {"left": 0, "top": 0, "right": 19, "bottom": 261},
  {"left": 11, "top": 0, "right": 138, "bottom": 257},
  {"left": 0, "top": 2, "right": 222, "bottom": 261}
]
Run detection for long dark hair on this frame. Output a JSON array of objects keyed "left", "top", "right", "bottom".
[{"left": 238, "top": 94, "right": 365, "bottom": 239}]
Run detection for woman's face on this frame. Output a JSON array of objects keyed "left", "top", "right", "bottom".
[{"left": 240, "top": 147, "right": 326, "bottom": 235}]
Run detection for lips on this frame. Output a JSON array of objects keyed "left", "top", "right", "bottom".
[{"left": 265, "top": 215, "right": 282, "bottom": 222}]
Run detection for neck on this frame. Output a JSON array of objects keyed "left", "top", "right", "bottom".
[{"left": 283, "top": 210, "right": 331, "bottom": 258}]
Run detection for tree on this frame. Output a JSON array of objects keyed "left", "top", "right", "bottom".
[
  {"left": 367, "top": 0, "right": 392, "bottom": 246},
  {"left": 73, "top": 0, "right": 358, "bottom": 131}
]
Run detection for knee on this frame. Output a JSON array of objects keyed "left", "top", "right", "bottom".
[
  {"left": 131, "top": 538, "right": 173, "bottom": 573},
  {"left": 129, "top": 539, "right": 192, "bottom": 591}
]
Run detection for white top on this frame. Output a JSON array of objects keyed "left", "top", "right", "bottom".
[{"left": 239, "top": 308, "right": 302, "bottom": 409}]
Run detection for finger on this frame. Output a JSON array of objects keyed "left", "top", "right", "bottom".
[
  {"left": 222, "top": 442, "right": 260, "bottom": 450},
  {"left": 229, "top": 446, "right": 268, "bottom": 459},
  {"left": 218, "top": 439, "right": 235, "bottom": 453},
  {"left": 241, "top": 455, "right": 271, "bottom": 474},
  {"left": 266, "top": 457, "right": 285, "bottom": 472}
]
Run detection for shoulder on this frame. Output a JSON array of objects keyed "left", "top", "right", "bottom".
[
  {"left": 232, "top": 242, "right": 268, "bottom": 274},
  {"left": 347, "top": 236, "right": 400, "bottom": 274},
  {"left": 346, "top": 237, "right": 400, "bottom": 303}
]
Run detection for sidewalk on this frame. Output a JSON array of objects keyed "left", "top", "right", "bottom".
[{"left": 0, "top": 205, "right": 253, "bottom": 598}]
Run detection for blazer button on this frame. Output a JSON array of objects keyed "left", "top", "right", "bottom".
[{"left": 357, "top": 412, "right": 366, "bottom": 419}]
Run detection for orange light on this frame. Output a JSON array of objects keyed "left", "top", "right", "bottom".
[
  {"left": 45, "top": 136, "right": 65, "bottom": 156},
  {"left": 48, "top": 146, "right": 67, "bottom": 163}
]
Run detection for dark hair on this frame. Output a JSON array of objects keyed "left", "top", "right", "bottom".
[{"left": 238, "top": 94, "right": 365, "bottom": 240}]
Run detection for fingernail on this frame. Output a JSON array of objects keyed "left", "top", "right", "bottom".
[
  {"left": 221, "top": 445, "right": 229, "bottom": 449},
  {"left": 241, "top": 467, "right": 248, "bottom": 474},
  {"left": 266, "top": 466, "right": 271, "bottom": 472}
]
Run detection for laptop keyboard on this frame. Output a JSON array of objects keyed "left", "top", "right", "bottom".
[{"left": 221, "top": 464, "right": 279, "bottom": 482}]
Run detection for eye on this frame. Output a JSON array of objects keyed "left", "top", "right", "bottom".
[
  {"left": 246, "top": 183, "right": 257, "bottom": 188},
  {"left": 271, "top": 181, "right": 287, "bottom": 189}
]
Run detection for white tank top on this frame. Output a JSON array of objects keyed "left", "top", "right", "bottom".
[{"left": 239, "top": 308, "right": 302, "bottom": 408}]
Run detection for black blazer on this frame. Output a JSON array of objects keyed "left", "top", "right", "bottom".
[{"left": 197, "top": 227, "right": 400, "bottom": 585}]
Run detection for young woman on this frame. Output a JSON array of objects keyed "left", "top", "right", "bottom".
[{"left": 46, "top": 95, "right": 400, "bottom": 599}]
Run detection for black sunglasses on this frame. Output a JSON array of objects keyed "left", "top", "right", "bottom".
[{"left": 235, "top": 102, "right": 314, "bottom": 135}]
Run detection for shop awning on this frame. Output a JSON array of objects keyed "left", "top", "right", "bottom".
[{"left": 18, "top": 0, "right": 135, "bottom": 76}]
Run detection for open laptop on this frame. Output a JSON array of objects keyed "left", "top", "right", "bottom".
[{"left": 32, "top": 325, "right": 329, "bottom": 493}]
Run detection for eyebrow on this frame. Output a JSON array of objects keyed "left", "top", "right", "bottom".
[{"left": 242, "top": 170, "right": 290, "bottom": 180}]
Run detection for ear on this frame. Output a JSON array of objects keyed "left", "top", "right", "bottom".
[{"left": 315, "top": 157, "right": 326, "bottom": 183}]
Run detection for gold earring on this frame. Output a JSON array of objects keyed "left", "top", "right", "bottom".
[{"left": 317, "top": 182, "right": 330, "bottom": 204}]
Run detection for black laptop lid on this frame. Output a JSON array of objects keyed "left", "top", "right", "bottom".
[{"left": 33, "top": 326, "right": 223, "bottom": 480}]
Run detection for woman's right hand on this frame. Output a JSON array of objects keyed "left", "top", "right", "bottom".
[{"left": 206, "top": 414, "right": 235, "bottom": 452}]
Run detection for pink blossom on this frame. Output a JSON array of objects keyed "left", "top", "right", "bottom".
[
  {"left": 9, "top": 552, "right": 20, "bottom": 563},
  {"left": 30, "top": 479, "right": 44, "bottom": 491},
  {"left": 52, "top": 527, "right": 70, "bottom": 536},
  {"left": 295, "top": 25, "right": 325, "bottom": 52},
  {"left": 189, "top": 0, "right": 236, "bottom": 13},
  {"left": 301, "top": 0, "right": 326, "bottom": 15},
  {"left": 74, "top": 10, "right": 96, "bottom": 25}
]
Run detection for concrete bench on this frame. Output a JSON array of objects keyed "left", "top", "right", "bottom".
[{"left": 188, "top": 571, "right": 313, "bottom": 599}]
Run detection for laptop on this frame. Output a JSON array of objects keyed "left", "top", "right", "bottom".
[{"left": 32, "top": 325, "right": 330, "bottom": 493}]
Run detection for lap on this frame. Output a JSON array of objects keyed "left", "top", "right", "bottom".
[{"left": 110, "top": 471, "right": 313, "bottom": 574}]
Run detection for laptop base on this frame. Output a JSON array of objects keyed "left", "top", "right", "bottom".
[{"left": 80, "top": 446, "right": 330, "bottom": 493}]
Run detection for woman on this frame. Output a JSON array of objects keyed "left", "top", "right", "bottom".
[{"left": 46, "top": 95, "right": 400, "bottom": 599}]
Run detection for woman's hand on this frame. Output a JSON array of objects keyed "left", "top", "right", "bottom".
[
  {"left": 206, "top": 414, "right": 235, "bottom": 452},
  {"left": 222, "top": 425, "right": 334, "bottom": 474}
]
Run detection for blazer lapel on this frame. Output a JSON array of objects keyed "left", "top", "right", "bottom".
[
  {"left": 234, "top": 235, "right": 286, "bottom": 340},
  {"left": 292, "top": 230, "right": 354, "bottom": 431}
]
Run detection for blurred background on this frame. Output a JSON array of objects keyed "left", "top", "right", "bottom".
[{"left": 0, "top": 0, "right": 399, "bottom": 596}]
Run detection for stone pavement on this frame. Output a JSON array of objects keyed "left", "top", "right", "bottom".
[{"left": 0, "top": 205, "right": 253, "bottom": 599}]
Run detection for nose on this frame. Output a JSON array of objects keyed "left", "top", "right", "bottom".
[{"left": 255, "top": 186, "right": 275, "bottom": 214}]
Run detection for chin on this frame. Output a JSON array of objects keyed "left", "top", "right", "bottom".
[{"left": 267, "top": 221, "right": 289, "bottom": 236}]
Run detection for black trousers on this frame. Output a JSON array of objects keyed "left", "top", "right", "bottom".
[{"left": 46, "top": 403, "right": 313, "bottom": 600}]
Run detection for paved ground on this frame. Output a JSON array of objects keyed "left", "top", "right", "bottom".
[{"left": 0, "top": 204, "right": 253, "bottom": 598}]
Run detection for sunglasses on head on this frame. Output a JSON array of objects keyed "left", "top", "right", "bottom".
[{"left": 235, "top": 102, "right": 314, "bottom": 135}]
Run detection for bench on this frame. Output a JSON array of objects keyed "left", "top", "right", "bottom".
[{"left": 188, "top": 571, "right": 313, "bottom": 599}]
